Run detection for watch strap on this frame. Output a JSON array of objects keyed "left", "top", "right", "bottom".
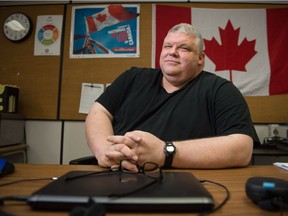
[{"left": 163, "top": 141, "right": 176, "bottom": 168}]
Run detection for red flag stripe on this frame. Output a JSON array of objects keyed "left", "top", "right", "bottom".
[
  {"left": 267, "top": 8, "right": 288, "bottom": 95},
  {"left": 155, "top": 5, "right": 191, "bottom": 68},
  {"left": 86, "top": 16, "right": 98, "bottom": 34},
  {"left": 108, "top": 5, "right": 138, "bottom": 22}
]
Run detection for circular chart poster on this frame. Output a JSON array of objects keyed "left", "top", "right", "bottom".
[
  {"left": 38, "top": 24, "right": 59, "bottom": 45},
  {"left": 34, "top": 15, "right": 63, "bottom": 56}
]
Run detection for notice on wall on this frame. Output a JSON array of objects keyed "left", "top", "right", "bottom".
[
  {"left": 79, "top": 83, "right": 104, "bottom": 114},
  {"left": 34, "top": 15, "right": 63, "bottom": 56}
]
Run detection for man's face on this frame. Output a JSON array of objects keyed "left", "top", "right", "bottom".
[{"left": 159, "top": 31, "right": 205, "bottom": 88}]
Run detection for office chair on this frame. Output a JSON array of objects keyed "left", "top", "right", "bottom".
[{"left": 69, "top": 156, "right": 98, "bottom": 165}]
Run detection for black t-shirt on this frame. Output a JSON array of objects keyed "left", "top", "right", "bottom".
[{"left": 97, "top": 67, "right": 259, "bottom": 143}]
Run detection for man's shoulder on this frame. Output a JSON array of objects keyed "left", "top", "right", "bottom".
[
  {"left": 199, "top": 71, "right": 242, "bottom": 96},
  {"left": 201, "top": 71, "right": 226, "bottom": 80},
  {"left": 199, "top": 71, "right": 231, "bottom": 85}
]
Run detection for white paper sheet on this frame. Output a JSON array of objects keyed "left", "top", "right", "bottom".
[
  {"left": 273, "top": 162, "right": 288, "bottom": 171},
  {"left": 79, "top": 83, "right": 104, "bottom": 114}
]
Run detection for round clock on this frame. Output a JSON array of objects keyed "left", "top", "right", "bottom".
[{"left": 3, "top": 12, "right": 33, "bottom": 42}]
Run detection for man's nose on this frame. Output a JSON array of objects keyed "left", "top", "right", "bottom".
[{"left": 168, "top": 46, "right": 178, "bottom": 56}]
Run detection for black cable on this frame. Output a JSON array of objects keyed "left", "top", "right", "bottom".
[
  {"left": 0, "top": 196, "right": 29, "bottom": 216},
  {"left": 273, "top": 197, "right": 288, "bottom": 213},
  {"left": 0, "top": 176, "right": 58, "bottom": 213},
  {"left": 199, "top": 179, "right": 230, "bottom": 215},
  {"left": 0, "top": 177, "right": 57, "bottom": 187},
  {"left": 0, "top": 196, "right": 29, "bottom": 203},
  {"left": 0, "top": 208, "right": 15, "bottom": 216}
]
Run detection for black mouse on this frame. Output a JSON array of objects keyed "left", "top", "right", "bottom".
[
  {"left": 0, "top": 158, "right": 15, "bottom": 177},
  {"left": 246, "top": 176, "right": 288, "bottom": 211}
]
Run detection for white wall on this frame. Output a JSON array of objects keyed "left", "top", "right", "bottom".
[
  {"left": 25, "top": 120, "right": 62, "bottom": 164},
  {"left": 24, "top": 120, "right": 288, "bottom": 164},
  {"left": 25, "top": 120, "right": 92, "bottom": 164},
  {"left": 62, "top": 121, "right": 93, "bottom": 164}
]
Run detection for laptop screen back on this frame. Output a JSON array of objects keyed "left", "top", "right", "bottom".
[{"left": 29, "top": 171, "right": 214, "bottom": 213}]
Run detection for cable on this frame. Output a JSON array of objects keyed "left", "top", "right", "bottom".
[
  {"left": 0, "top": 196, "right": 29, "bottom": 203},
  {"left": 0, "top": 177, "right": 57, "bottom": 187},
  {"left": 0, "top": 208, "right": 15, "bottom": 216},
  {"left": 0, "top": 177, "right": 57, "bottom": 211},
  {"left": 0, "top": 176, "right": 58, "bottom": 216},
  {"left": 198, "top": 179, "right": 230, "bottom": 215},
  {"left": 273, "top": 197, "right": 288, "bottom": 214}
]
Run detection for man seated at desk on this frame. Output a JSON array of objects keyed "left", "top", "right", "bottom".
[{"left": 85, "top": 23, "right": 259, "bottom": 171}]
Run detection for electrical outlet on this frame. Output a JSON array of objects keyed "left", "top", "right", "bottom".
[{"left": 268, "top": 124, "right": 280, "bottom": 137}]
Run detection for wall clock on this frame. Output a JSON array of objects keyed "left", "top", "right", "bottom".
[{"left": 3, "top": 12, "right": 33, "bottom": 42}]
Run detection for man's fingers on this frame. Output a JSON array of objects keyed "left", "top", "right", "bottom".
[
  {"left": 105, "top": 144, "right": 138, "bottom": 162},
  {"left": 124, "top": 132, "right": 142, "bottom": 143},
  {"left": 120, "top": 160, "right": 139, "bottom": 172},
  {"left": 107, "top": 135, "right": 138, "bottom": 149}
]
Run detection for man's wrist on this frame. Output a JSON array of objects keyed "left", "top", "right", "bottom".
[{"left": 163, "top": 141, "right": 176, "bottom": 168}]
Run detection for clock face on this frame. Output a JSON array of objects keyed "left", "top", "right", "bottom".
[{"left": 3, "top": 12, "right": 33, "bottom": 42}]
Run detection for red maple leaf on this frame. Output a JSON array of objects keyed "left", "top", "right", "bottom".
[
  {"left": 203, "top": 20, "right": 257, "bottom": 82},
  {"left": 96, "top": 13, "right": 107, "bottom": 23}
]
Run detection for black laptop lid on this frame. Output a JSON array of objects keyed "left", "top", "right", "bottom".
[{"left": 29, "top": 171, "right": 214, "bottom": 213}]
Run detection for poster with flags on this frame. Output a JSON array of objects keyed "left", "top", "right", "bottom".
[
  {"left": 70, "top": 4, "right": 140, "bottom": 58},
  {"left": 152, "top": 5, "right": 288, "bottom": 96}
]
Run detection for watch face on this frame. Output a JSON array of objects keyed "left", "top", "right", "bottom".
[
  {"left": 3, "top": 13, "right": 33, "bottom": 42},
  {"left": 166, "top": 145, "right": 175, "bottom": 153}
]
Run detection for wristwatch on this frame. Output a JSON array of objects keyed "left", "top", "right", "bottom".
[{"left": 163, "top": 141, "right": 176, "bottom": 168}]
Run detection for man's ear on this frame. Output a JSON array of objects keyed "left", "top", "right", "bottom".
[{"left": 198, "top": 52, "right": 205, "bottom": 68}]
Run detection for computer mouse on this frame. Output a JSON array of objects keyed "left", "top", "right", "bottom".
[
  {"left": 245, "top": 176, "right": 288, "bottom": 211},
  {"left": 0, "top": 158, "right": 15, "bottom": 177}
]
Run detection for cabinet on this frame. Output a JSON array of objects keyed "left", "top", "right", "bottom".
[
  {"left": 252, "top": 147, "right": 288, "bottom": 165},
  {"left": 0, "top": 113, "right": 27, "bottom": 163}
]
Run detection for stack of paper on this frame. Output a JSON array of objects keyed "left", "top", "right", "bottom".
[{"left": 273, "top": 162, "right": 288, "bottom": 171}]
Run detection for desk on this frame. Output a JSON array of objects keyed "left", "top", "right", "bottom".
[{"left": 0, "top": 164, "right": 287, "bottom": 216}]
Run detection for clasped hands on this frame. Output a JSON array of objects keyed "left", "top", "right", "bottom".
[{"left": 103, "top": 130, "right": 164, "bottom": 171}]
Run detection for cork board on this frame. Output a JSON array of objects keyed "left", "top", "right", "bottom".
[{"left": 0, "top": 5, "right": 64, "bottom": 119}]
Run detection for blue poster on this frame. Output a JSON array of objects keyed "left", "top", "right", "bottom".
[{"left": 70, "top": 4, "right": 140, "bottom": 58}]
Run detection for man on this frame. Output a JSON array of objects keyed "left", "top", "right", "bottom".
[{"left": 85, "top": 23, "right": 259, "bottom": 170}]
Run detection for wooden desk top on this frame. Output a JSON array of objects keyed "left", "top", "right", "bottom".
[{"left": 0, "top": 164, "right": 287, "bottom": 216}]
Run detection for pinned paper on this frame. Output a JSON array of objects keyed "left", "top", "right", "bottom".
[
  {"left": 34, "top": 15, "right": 63, "bottom": 56},
  {"left": 79, "top": 83, "right": 104, "bottom": 114}
]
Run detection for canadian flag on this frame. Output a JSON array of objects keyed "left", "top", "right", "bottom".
[
  {"left": 85, "top": 4, "right": 139, "bottom": 34},
  {"left": 153, "top": 5, "right": 288, "bottom": 96}
]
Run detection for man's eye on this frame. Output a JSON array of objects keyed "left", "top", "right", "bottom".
[{"left": 180, "top": 47, "right": 189, "bottom": 51}]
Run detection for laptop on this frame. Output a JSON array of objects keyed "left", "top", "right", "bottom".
[{"left": 28, "top": 170, "right": 215, "bottom": 213}]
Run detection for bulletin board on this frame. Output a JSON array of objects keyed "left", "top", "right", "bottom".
[
  {"left": 0, "top": 3, "right": 287, "bottom": 123},
  {"left": 0, "top": 5, "right": 64, "bottom": 119}
]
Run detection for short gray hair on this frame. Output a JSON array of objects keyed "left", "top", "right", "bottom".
[{"left": 168, "top": 23, "right": 204, "bottom": 53}]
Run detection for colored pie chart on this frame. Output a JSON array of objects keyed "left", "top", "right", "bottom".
[{"left": 38, "top": 24, "right": 59, "bottom": 45}]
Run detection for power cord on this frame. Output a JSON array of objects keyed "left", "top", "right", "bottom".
[
  {"left": 199, "top": 179, "right": 230, "bottom": 215},
  {"left": 0, "top": 177, "right": 58, "bottom": 216},
  {"left": 0, "top": 196, "right": 30, "bottom": 205},
  {"left": 0, "top": 177, "right": 58, "bottom": 187},
  {"left": 0, "top": 208, "right": 15, "bottom": 216},
  {"left": 273, "top": 197, "right": 288, "bottom": 215}
]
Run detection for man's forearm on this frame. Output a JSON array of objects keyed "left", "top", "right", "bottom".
[
  {"left": 85, "top": 102, "right": 114, "bottom": 166},
  {"left": 172, "top": 134, "right": 253, "bottom": 169}
]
